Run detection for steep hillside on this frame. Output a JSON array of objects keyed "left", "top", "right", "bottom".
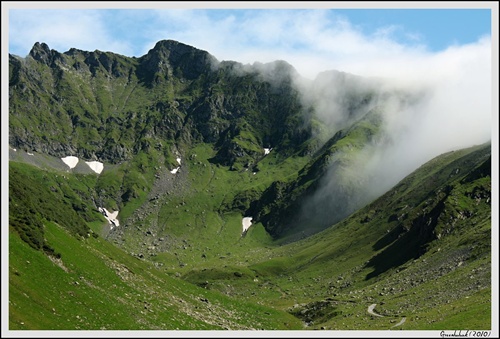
[
  {"left": 247, "top": 105, "right": 385, "bottom": 239},
  {"left": 9, "top": 185, "right": 302, "bottom": 330}
]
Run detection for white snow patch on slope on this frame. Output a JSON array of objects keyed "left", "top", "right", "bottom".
[
  {"left": 264, "top": 148, "right": 272, "bottom": 155},
  {"left": 99, "top": 207, "right": 120, "bottom": 229},
  {"left": 86, "top": 161, "right": 104, "bottom": 174},
  {"left": 171, "top": 167, "right": 180, "bottom": 174},
  {"left": 61, "top": 156, "right": 79, "bottom": 169},
  {"left": 176, "top": 157, "right": 182, "bottom": 165},
  {"left": 242, "top": 217, "right": 253, "bottom": 234}
]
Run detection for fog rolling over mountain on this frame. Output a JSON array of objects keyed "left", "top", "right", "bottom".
[
  {"left": 283, "top": 45, "right": 491, "bottom": 237},
  {"left": 7, "top": 39, "right": 492, "bottom": 331}
]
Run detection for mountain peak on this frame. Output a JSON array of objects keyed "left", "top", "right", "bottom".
[
  {"left": 151, "top": 39, "right": 192, "bottom": 50},
  {"left": 146, "top": 39, "right": 209, "bottom": 57},
  {"left": 138, "top": 39, "right": 219, "bottom": 82},
  {"left": 29, "top": 42, "right": 52, "bottom": 64}
]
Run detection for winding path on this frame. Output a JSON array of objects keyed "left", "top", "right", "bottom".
[
  {"left": 391, "top": 317, "right": 407, "bottom": 328},
  {"left": 367, "top": 304, "right": 384, "bottom": 317},
  {"left": 367, "top": 304, "right": 407, "bottom": 328}
]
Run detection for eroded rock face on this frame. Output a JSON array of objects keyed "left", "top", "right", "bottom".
[
  {"left": 139, "top": 39, "right": 219, "bottom": 81},
  {"left": 9, "top": 40, "right": 310, "bottom": 169},
  {"left": 29, "top": 42, "right": 53, "bottom": 65}
]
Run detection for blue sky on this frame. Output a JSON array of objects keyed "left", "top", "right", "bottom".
[
  {"left": 333, "top": 9, "right": 491, "bottom": 51},
  {"left": 4, "top": 2, "right": 494, "bottom": 78}
]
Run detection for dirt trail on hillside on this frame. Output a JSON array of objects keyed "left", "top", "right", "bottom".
[
  {"left": 391, "top": 317, "right": 406, "bottom": 328},
  {"left": 367, "top": 303, "right": 407, "bottom": 329},
  {"left": 367, "top": 304, "right": 383, "bottom": 317}
]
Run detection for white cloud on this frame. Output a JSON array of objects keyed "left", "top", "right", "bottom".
[
  {"left": 8, "top": 9, "right": 133, "bottom": 56},
  {"left": 143, "top": 9, "right": 432, "bottom": 80},
  {"left": 8, "top": 8, "right": 491, "bottom": 80},
  {"left": 298, "top": 35, "right": 492, "bottom": 217}
]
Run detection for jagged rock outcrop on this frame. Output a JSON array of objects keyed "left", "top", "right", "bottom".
[
  {"left": 9, "top": 40, "right": 311, "bottom": 169},
  {"left": 137, "top": 40, "right": 219, "bottom": 84}
]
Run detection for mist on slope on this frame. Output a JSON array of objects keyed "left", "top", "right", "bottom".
[{"left": 289, "top": 37, "right": 492, "bottom": 233}]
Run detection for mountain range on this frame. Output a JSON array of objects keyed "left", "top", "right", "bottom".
[{"left": 7, "top": 40, "right": 492, "bottom": 331}]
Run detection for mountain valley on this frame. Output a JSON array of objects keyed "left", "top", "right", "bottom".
[{"left": 7, "top": 40, "right": 492, "bottom": 331}]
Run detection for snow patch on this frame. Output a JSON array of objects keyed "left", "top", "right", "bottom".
[
  {"left": 170, "top": 167, "right": 180, "bottom": 174},
  {"left": 176, "top": 157, "right": 182, "bottom": 165},
  {"left": 27, "top": 152, "right": 34, "bottom": 156},
  {"left": 99, "top": 207, "right": 120, "bottom": 229},
  {"left": 86, "top": 161, "right": 104, "bottom": 174},
  {"left": 264, "top": 148, "right": 272, "bottom": 155},
  {"left": 242, "top": 217, "right": 253, "bottom": 234},
  {"left": 61, "top": 156, "right": 79, "bottom": 169}
]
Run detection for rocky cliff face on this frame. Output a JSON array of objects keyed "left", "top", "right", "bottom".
[
  {"left": 9, "top": 40, "right": 311, "bottom": 169},
  {"left": 136, "top": 40, "right": 218, "bottom": 84}
]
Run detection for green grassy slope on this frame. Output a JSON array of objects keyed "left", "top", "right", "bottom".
[{"left": 8, "top": 181, "right": 303, "bottom": 330}]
